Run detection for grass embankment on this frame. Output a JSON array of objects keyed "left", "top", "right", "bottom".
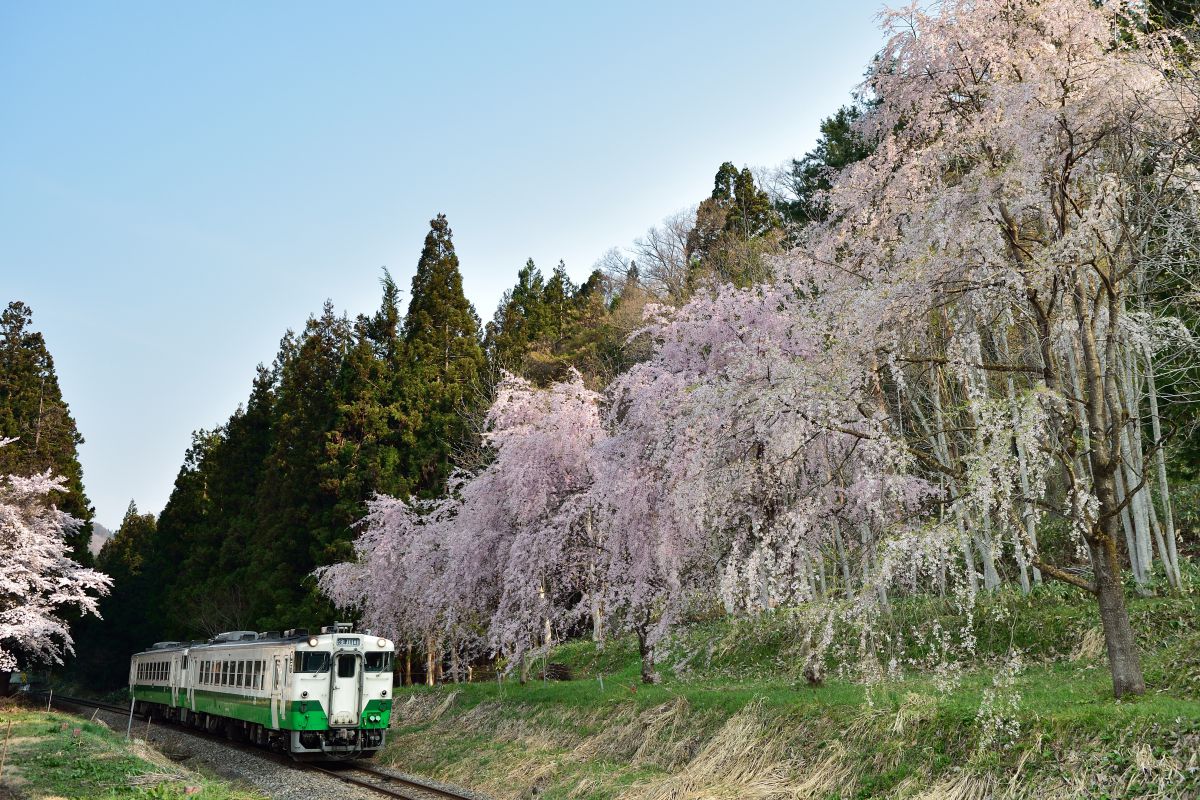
[
  {"left": 378, "top": 585, "right": 1200, "bottom": 799},
  {"left": 0, "top": 701, "right": 264, "bottom": 800}
]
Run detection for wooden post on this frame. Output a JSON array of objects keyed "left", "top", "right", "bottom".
[{"left": 0, "top": 719, "right": 12, "bottom": 778}]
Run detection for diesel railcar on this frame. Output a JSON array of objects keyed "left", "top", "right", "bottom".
[{"left": 129, "top": 623, "right": 393, "bottom": 759}]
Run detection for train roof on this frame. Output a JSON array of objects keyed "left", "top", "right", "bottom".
[{"left": 132, "top": 624, "right": 385, "bottom": 657}]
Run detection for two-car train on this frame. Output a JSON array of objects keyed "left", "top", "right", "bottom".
[{"left": 129, "top": 623, "right": 393, "bottom": 759}]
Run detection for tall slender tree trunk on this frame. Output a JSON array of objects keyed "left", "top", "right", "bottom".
[
  {"left": 635, "top": 625, "right": 655, "bottom": 684},
  {"left": 1088, "top": 527, "right": 1146, "bottom": 698},
  {"left": 1144, "top": 346, "right": 1182, "bottom": 589},
  {"left": 1074, "top": 278, "right": 1146, "bottom": 697}
]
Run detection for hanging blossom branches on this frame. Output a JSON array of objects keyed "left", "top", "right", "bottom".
[
  {"left": 322, "top": 0, "right": 1199, "bottom": 698},
  {"left": 0, "top": 439, "right": 111, "bottom": 672},
  {"left": 318, "top": 371, "right": 606, "bottom": 679},
  {"left": 792, "top": 0, "right": 1200, "bottom": 696}
]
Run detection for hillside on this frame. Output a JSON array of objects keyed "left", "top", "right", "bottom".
[{"left": 375, "top": 585, "right": 1200, "bottom": 799}]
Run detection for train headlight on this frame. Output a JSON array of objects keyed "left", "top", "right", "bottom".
[
  {"left": 308, "top": 637, "right": 319, "bottom": 647},
  {"left": 381, "top": 690, "right": 387, "bottom": 697},
  {"left": 301, "top": 691, "right": 308, "bottom": 698},
  {"left": 376, "top": 639, "right": 386, "bottom": 648}
]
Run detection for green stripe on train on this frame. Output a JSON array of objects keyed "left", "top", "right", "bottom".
[{"left": 130, "top": 684, "right": 391, "bottom": 731}]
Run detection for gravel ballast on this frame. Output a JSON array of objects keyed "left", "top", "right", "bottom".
[{"left": 76, "top": 704, "right": 473, "bottom": 800}]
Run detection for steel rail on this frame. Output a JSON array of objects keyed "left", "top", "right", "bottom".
[{"left": 330, "top": 763, "right": 476, "bottom": 800}]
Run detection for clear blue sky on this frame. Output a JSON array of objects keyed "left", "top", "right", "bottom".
[{"left": 1, "top": 1, "right": 887, "bottom": 530}]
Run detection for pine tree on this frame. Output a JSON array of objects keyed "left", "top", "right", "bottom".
[
  {"left": 484, "top": 259, "right": 548, "bottom": 372},
  {"left": 0, "top": 302, "right": 93, "bottom": 560},
  {"left": 685, "top": 164, "right": 782, "bottom": 287},
  {"left": 783, "top": 106, "right": 874, "bottom": 226},
  {"left": 85, "top": 501, "right": 158, "bottom": 685},
  {"left": 402, "top": 214, "right": 485, "bottom": 493},
  {"left": 323, "top": 271, "right": 411, "bottom": 557},
  {"left": 251, "top": 303, "right": 353, "bottom": 628}
]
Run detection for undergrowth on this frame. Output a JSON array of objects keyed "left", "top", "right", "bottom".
[
  {"left": 0, "top": 701, "right": 263, "bottom": 800},
  {"left": 380, "top": 584, "right": 1200, "bottom": 799}
]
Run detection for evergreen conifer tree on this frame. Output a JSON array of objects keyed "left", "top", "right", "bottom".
[
  {"left": 402, "top": 214, "right": 485, "bottom": 493},
  {"left": 0, "top": 302, "right": 93, "bottom": 560}
]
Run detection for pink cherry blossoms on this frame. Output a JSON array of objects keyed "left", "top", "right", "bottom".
[
  {"left": 321, "top": 0, "right": 1199, "bottom": 696},
  {"left": 0, "top": 439, "right": 111, "bottom": 672}
]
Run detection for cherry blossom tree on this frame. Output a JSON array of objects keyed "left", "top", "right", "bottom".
[
  {"left": 0, "top": 439, "right": 111, "bottom": 673},
  {"left": 588, "top": 285, "right": 934, "bottom": 682},
  {"left": 319, "top": 371, "right": 606, "bottom": 679},
  {"left": 798, "top": 0, "right": 1200, "bottom": 697}
]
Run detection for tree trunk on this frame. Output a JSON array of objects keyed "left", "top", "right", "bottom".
[
  {"left": 1072, "top": 278, "right": 1146, "bottom": 698},
  {"left": 636, "top": 626, "right": 655, "bottom": 684},
  {"left": 1144, "top": 346, "right": 1182, "bottom": 589},
  {"left": 1089, "top": 535, "right": 1146, "bottom": 698}
]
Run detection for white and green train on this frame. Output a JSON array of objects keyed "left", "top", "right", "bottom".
[{"left": 129, "top": 623, "right": 394, "bottom": 759}]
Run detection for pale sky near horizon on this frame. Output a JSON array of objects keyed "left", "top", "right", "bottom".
[{"left": 1, "top": 1, "right": 888, "bottom": 530}]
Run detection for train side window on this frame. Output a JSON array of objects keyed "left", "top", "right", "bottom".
[
  {"left": 296, "top": 652, "right": 330, "bottom": 674},
  {"left": 364, "top": 652, "right": 393, "bottom": 672},
  {"left": 239, "top": 661, "right": 246, "bottom": 687}
]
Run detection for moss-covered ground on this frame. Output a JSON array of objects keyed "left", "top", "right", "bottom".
[{"left": 378, "top": 583, "right": 1200, "bottom": 799}]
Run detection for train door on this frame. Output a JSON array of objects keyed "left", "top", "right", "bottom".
[
  {"left": 171, "top": 654, "right": 181, "bottom": 708},
  {"left": 270, "top": 655, "right": 284, "bottom": 729},
  {"left": 185, "top": 651, "right": 195, "bottom": 711},
  {"left": 328, "top": 652, "right": 361, "bottom": 727}
]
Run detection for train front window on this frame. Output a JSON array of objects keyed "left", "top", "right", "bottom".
[
  {"left": 337, "top": 655, "right": 356, "bottom": 678},
  {"left": 364, "top": 652, "right": 392, "bottom": 672},
  {"left": 296, "top": 652, "right": 331, "bottom": 673}
]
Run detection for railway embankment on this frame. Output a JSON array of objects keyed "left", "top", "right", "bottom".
[
  {"left": 0, "top": 698, "right": 266, "bottom": 800},
  {"left": 376, "top": 587, "right": 1200, "bottom": 799}
]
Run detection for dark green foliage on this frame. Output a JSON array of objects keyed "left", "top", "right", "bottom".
[
  {"left": 782, "top": 105, "right": 874, "bottom": 227},
  {"left": 685, "top": 162, "right": 782, "bottom": 288},
  {"left": 79, "top": 501, "right": 159, "bottom": 687},
  {"left": 402, "top": 214, "right": 486, "bottom": 493},
  {"left": 1148, "top": 0, "right": 1199, "bottom": 28},
  {"left": 67, "top": 218, "right": 494, "bottom": 673},
  {"left": 484, "top": 259, "right": 549, "bottom": 372},
  {"left": 484, "top": 260, "right": 629, "bottom": 387},
  {"left": 0, "top": 301, "right": 93, "bottom": 560}
]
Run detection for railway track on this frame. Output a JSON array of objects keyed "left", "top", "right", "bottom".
[
  {"left": 310, "top": 763, "right": 480, "bottom": 800},
  {"left": 35, "top": 691, "right": 480, "bottom": 800}
]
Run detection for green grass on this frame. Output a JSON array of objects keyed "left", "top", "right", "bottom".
[
  {"left": 378, "top": 586, "right": 1200, "bottom": 799},
  {"left": 0, "top": 703, "right": 264, "bottom": 800}
]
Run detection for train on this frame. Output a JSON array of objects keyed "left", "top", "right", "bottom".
[{"left": 129, "top": 623, "right": 393, "bottom": 759}]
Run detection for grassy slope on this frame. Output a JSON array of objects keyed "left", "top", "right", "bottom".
[
  {"left": 0, "top": 702, "right": 265, "bottom": 800},
  {"left": 377, "top": 586, "right": 1200, "bottom": 799}
]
